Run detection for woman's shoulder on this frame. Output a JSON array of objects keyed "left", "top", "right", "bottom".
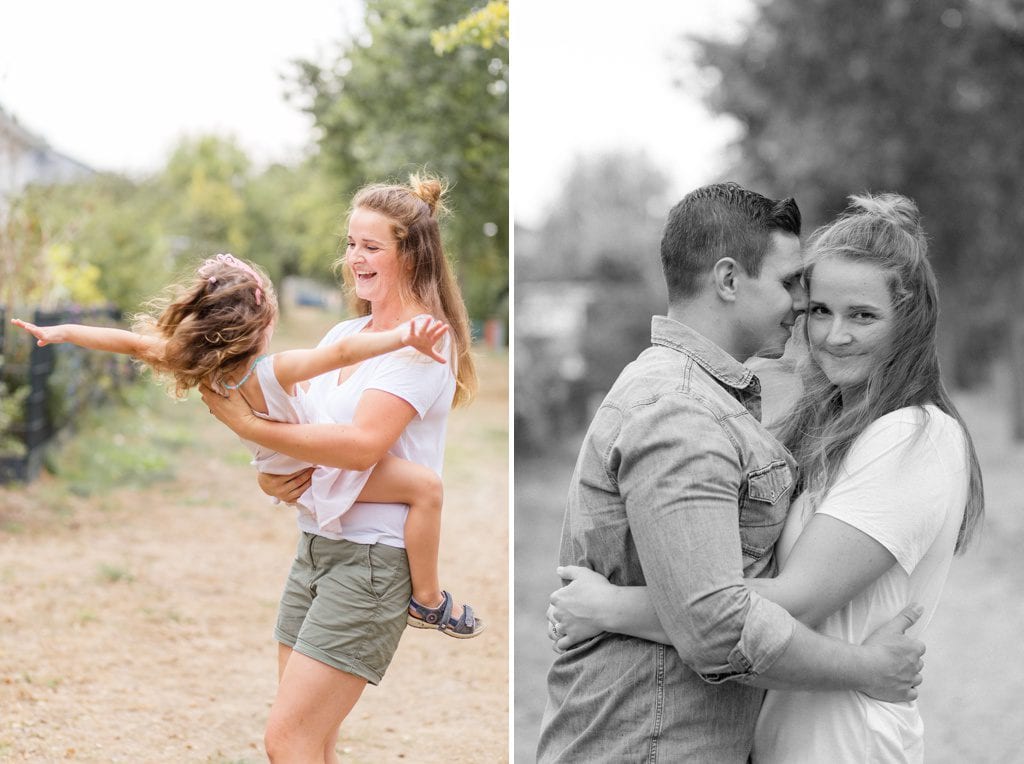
[{"left": 859, "top": 404, "right": 965, "bottom": 457}]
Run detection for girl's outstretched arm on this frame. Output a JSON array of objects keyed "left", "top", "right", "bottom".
[
  {"left": 272, "top": 316, "right": 449, "bottom": 393},
  {"left": 11, "top": 319, "right": 164, "bottom": 364}
]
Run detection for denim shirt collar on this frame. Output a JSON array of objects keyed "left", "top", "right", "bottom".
[{"left": 650, "top": 316, "right": 762, "bottom": 416}]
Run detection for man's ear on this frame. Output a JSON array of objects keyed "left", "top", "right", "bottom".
[{"left": 712, "top": 257, "right": 739, "bottom": 302}]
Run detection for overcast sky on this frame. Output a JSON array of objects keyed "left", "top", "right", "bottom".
[
  {"left": 0, "top": 1, "right": 362, "bottom": 175},
  {"left": 1, "top": 2, "right": 754, "bottom": 225},
  {"left": 513, "top": 1, "right": 753, "bottom": 226}
]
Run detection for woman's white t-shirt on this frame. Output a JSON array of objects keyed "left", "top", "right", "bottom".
[
  {"left": 293, "top": 315, "right": 456, "bottom": 548},
  {"left": 753, "top": 405, "right": 969, "bottom": 763}
]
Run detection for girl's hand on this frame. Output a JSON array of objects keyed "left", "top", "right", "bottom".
[
  {"left": 11, "top": 319, "right": 66, "bottom": 347},
  {"left": 199, "top": 383, "right": 259, "bottom": 436},
  {"left": 546, "top": 565, "right": 617, "bottom": 652},
  {"left": 258, "top": 468, "right": 314, "bottom": 504},
  {"left": 401, "top": 316, "right": 449, "bottom": 363}
]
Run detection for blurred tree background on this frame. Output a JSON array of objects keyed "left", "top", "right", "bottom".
[
  {"left": 515, "top": 0, "right": 1024, "bottom": 449},
  {"left": 0, "top": 0, "right": 507, "bottom": 320},
  {"left": 0, "top": 0, "right": 508, "bottom": 464}
]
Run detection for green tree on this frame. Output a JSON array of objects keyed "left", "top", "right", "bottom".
[
  {"left": 1, "top": 175, "right": 170, "bottom": 311},
  {"left": 431, "top": 0, "right": 509, "bottom": 54},
  {"left": 290, "top": 0, "right": 508, "bottom": 320},
  {"left": 244, "top": 160, "right": 347, "bottom": 293},
  {"left": 689, "top": 0, "right": 1024, "bottom": 433},
  {"left": 159, "top": 135, "right": 252, "bottom": 261}
]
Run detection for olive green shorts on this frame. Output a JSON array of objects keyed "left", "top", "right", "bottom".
[{"left": 274, "top": 532, "right": 412, "bottom": 685}]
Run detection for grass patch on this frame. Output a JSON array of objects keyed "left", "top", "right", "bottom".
[
  {"left": 42, "top": 383, "right": 201, "bottom": 497},
  {"left": 97, "top": 563, "right": 135, "bottom": 584}
]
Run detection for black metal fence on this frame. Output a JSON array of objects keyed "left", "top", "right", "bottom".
[{"left": 0, "top": 305, "right": 134, "bottom": 483}]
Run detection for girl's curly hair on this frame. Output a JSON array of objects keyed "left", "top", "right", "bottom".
[{"left": 133, "top": 254, "right": 278, "bottom": 398}]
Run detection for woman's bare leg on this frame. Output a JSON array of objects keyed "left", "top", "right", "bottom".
[
  {"left": 357, "top": 455, "right": 446, "bottom": 610},
  {"left": 277, "top": 642, "right": 292, "bottom": 681},
  {"left": 276, "top": 643, "right": 342, "bottom": 763},
  {"left": 264, "top": 651, "right": 366, "bottom": 764}
]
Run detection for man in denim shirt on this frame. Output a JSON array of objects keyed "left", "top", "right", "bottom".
[{"left": 537, "top": 184, "right": 925, "bottom": 762}]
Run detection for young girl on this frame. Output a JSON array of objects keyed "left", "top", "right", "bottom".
[{"left": 12, "top": 252, "right": 483, "bottom": 639}]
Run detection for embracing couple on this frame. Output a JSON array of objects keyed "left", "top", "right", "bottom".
[{"left": 536, "top": 183, "right": 983, "bottom": 762}]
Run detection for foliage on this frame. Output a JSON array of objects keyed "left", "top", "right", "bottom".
[
  {"left": 2, "top": 175, "right": 172, "bottom": 311},
  {"left": 243, "top": 160, "right": 347, "bottom": 290},
  {"left": 688, "top": 0, "right": 1024, "bottom": 386},
  {"left": 41, "top": 381, "right": 192, "bottom": 496},
  {"left": 0, "top": 382, "right": 27, "bottom": 456},
  {"left": 523, "top": 151, "right": 671, "bottom": 295},
  {"left": 289, "top": 0, "right": 509, "bottom": 319},
  {"left": 515, "top": 152, "right": 669, "bottom": 449},
  {"left": 431, "top": 0, "right": 509, "bottom": 54},
  {"left": 159, "top": 135, "right": 251, "bottom": 259}
]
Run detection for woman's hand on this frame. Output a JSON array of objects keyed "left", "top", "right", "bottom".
[
  {"left": 258, "top": 468, "right": 315, "bottom": 504},
  {"left": 546, "top": 565, "right": 618, "bottom": 652},
  {"left": 401, "top": 316, "right": 450, "bottom": 363},
  {"left": 199, "top": 383, "right": 260, "bottom": 437}
]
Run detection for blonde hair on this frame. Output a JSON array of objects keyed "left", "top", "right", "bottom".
[
  {"left": 778, "top": 193, "right": 983, "bottom": 554},
  {"left": 339, "top": 173, "right": 477, "bottom": 407},
  {"left": 133, "top": 255, "right": 277, "bottom": 398}
]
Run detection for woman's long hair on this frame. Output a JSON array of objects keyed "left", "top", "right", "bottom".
[
  {"left": 134, "top": 255, "right": 277, "bottom": 398},
  {"left": 339, "top": 173, "right": 477, "bottom": 407},
  {"left": 776, "top": 193, "right": 983, "bottom": 553}
]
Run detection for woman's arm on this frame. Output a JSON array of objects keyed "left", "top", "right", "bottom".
[
  {"left": 547, "top": 566, "right": 668, "bottom": 649},
  {"left": 272, "top": 316, "right": 449, "bottom": 393},
  {"left": 746, "top": 514, "right": 896, "bottom": 628},
  {"left": 549, "top": 517, "right": 897, "bottom": 649},
  {"left": 201, "top": 386, "right": 417, "bottom": 471},
  {"left": 12, "top": 319, "right": 163, "bottom": 363}
]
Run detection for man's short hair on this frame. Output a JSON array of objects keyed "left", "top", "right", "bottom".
[{"left": 660, "top": 182, "right": 801, "bottom": 300}]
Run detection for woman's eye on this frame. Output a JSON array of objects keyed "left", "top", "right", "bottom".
[
  {"left": 346, "top": 241, "right": 355, "bottom": 249},
  {"left": 809, "top": 305, "right": 829, "bottom": 316},
  {"left": 853, "top": 312, "right": 876, "bottom": 321}
]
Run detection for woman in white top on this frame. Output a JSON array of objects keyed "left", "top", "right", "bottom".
[
  {"left": 545, "top": 193, "right": 984, "bottom": 762},
  {"left": 203, "top": 175, "right": 479, "bottom": 762}
]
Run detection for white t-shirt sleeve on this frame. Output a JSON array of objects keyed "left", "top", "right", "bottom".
[
  {"left": 816, "top": 408, "right": 966, "bottom": 575},
  {"left": 363, "top": 337, "right": 453, "bottom": 418}
]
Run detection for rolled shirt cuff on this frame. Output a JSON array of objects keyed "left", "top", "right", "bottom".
[{"left": 698, "top": 594, "right": 795, "bottom": 684}]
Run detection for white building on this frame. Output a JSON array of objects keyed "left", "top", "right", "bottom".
[{"left": 0, "top": 103, "right": 93, "bottom": 201}]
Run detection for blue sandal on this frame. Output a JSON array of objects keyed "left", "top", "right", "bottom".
[{"left": 407, "top": 590, "right": 485, "bottom": 639}]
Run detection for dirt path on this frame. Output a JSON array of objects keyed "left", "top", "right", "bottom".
[{"left": 0, "top": 315, "right": 508, "bottom": 763}]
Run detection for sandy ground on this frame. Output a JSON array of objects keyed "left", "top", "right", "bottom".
[
  {"left": 515, "top": 367, "right": 1024, "bottom": 763},
  {"left": 0, "top": 313, "right": 508, "bottom": 763}
]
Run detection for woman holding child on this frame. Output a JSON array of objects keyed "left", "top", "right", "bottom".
[
  {"left": 14, "top": 174, "right": 481, "bottom": 760},
  {"left": 200, "top": 175, "right": 479, "bottom": 761}
]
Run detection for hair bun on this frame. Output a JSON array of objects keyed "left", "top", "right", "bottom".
[
  {"left": 848, "top": 192, "right": 922, "bottom": 236},
  {"left": 409, "top": 173, "right": 448, "bottom": 217}
]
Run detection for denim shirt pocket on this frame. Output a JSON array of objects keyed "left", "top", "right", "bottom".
[{"left": 738, "top": 460, "right": 794, "bottom": 565}]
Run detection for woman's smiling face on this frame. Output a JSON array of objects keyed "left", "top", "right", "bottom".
[
  {"left": 345, "top": 206, "right": 405, "bottom": 305},
  {"left": 807, "top": 256, "right": 895, "bottom": 397}
]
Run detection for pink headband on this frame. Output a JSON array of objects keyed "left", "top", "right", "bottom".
[{"left": 199, "top": 253, "right": 264, "bottom": 305}]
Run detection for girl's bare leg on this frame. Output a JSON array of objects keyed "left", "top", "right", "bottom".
[
  {"left": 265, "top": 651, "right": 366, "bottom": 764},
  {"left": 357, "top": 455, "right": 451, "bottom": 613}
]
